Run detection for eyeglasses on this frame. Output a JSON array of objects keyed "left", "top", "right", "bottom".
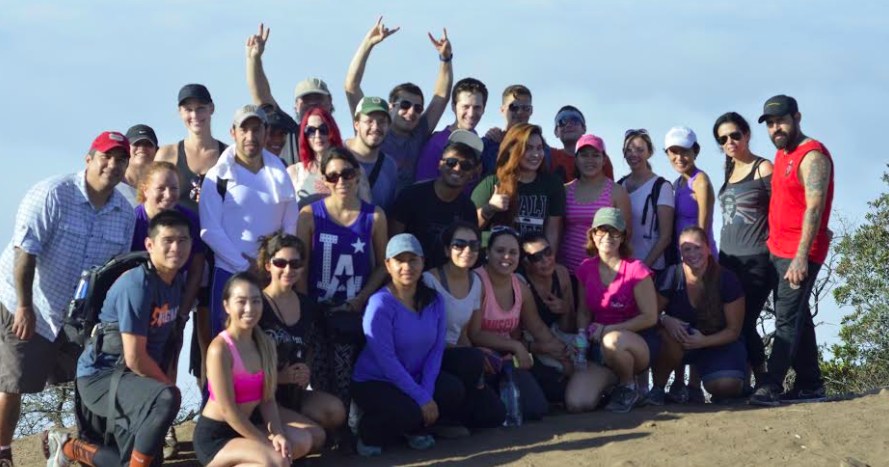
[
  {"left": 593, "top": 229, "right": 623, "bottom": 239},
  {"left": 442, "top": 157, "right": 476, "bottom": 171},
  {"left": 323, "top": 168, "right": 359, "bottom": 184},
  {"left": 508, "top": 103, "right": 533, "bottom": 113},
  {"left": 271, "top": 258, "right": 303, "bottom": 269},
  {"left": 395, "top": 100, "right": 424, "bottom": 114},
  {"left": 524, "top": 246, "right": 553, "bottom": 263},
  {"left": 304, "top": 123, "right": 330, "bottom": 137},
  {"left": 450, "top": 239, "right": 481, "bottom": 252},
  {"left": 491, "top": 225, "right": 520, "bottom": 237},
  {"left": 557, "top": 116, "right": 583, "bottom": 128},
  {"left": 624, "top": 128, "right": 649, "bottom": 138},
  {"left": 716, "top": 131, "right": 743, "bottom": 145}
]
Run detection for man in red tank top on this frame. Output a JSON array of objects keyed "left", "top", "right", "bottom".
[{"left": 749, "top": 95, "right": 834, "bottom": 407}]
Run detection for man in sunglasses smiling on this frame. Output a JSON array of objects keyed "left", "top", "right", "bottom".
[
  {"left": 390, "top": 130, "right": 483, "bottom": 269},
  {"left": 345, "top": 17, "right": 454, "bottom": 193}
]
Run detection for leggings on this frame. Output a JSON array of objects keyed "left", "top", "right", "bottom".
[
  {"left": 441, "top": 347, "right": 506, "bottom": 428},
  {"left": 719, "top": 252, "right": 776, "bottom": 368}
]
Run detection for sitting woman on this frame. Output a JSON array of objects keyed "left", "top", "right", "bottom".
[
  {"left": 575, "top": 208, "right": 659, "bottom": 413},
  {"left": 423, "top": 221, "right": 506, "bottom": 432},
  {"left": 646, "top": 226, "right": 747, "bottom": 405},
  {"left": 257, "top": 232, "right": 346, "bottom": 451},
  {"left": 467, "top": 226, "right": 571, "bottom": 422},
  {"left": 194, "top": 272, "right": 313, "bottom": 466},
  {"left": 351, "top": 234, "right": 462, "bottom": 456}
]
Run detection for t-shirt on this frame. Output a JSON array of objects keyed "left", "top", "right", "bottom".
[
  {"left": 549, "top": 148, "right": 577, "bottom": 184},
  {"left": 576, "top": 257, "right": 651, "bottom": 326},
  {"left": 131, "top": 204, "right": 204, "bottom": 273},
  {"left": 422, "top": 270, "right": 481, "bottom": 346},
  {"left": 391, "top": 180, "right": 477, "bottom": 269},
  {"left": 358, "top": 154, "right": 398, "bottom": 213},
  {"left": 471, "top": 172, "right": 566, "bottom": 242},
  {"left": 620, "top": 176, "right": 674, "bottom": 271},
  {"left": 260, "top": 293, "right": 317, "bottom": 369},
  {"left": 414, "top": 127, "right": 454, "bottom": 183},
  {"left": 656, "top": 264, "right": 743, "bottom": 335},
  {"left": 381, "top": 118, "right": 431, "bottom": 193},
  {"left": 77, "top": 264, "right": 183, "bottom": 378}
]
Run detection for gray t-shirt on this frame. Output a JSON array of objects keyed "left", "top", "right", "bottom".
[{"left": 381, "top": 118, "right": 430, "bottom": 193}]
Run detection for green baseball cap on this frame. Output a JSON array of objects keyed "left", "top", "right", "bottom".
[
  {"left": 591, "top": 207, "right": 626, "bottom": 232},
  {"left": 354, "top": 96, "right": 390, "bottom": 119}
]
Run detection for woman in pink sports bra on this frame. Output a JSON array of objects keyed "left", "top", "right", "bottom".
[{"left": 194, "top": 272, "right": 313, "bottom": 466}]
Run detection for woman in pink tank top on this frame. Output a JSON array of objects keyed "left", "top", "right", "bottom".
[
  {"left": 561, "top": 134, "right": 632, "bottom": 273},
  {"left": 194, "top": 273, "right": 313, "bottom": 466}
]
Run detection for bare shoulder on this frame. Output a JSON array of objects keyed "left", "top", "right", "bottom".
[
  {"left": 755, "top": 157, "right": 774, "bottom": 178},
  {"left": 155, "top": 144, "right": 178, "bottom": 163}
]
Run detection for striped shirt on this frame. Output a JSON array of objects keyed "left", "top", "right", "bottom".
[
  {"left": 0, "top": 171, "right": 135, "bottom": 340},
  {"left": 560, "top": 179, "right": 614, "bottom": 273}
]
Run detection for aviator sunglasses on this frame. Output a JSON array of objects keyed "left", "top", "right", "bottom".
[
  {"left": 716, "top": 131, "right": 743, "bottom": 146},
  {"left": 395, "top": 100, "right": 424, "bottom": 113},
  {"left": 323, "top": 168, "right": 359, "bottom": 184},
  {"left": 443, "top": 157, "right": 476, "bottom": 171}
]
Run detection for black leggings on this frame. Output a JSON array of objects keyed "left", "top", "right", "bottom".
[
  {"left": 441, "top": 347, "right": 506, "bottom": 428},
  {"left": 719, "top": 252, "right": 776, "bottom": 368}
]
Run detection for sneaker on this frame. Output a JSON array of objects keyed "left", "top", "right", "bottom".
[
  {"left": 163, "top": 426, "right": 179, "bottom": 460},
  {"left": 429, "top": 424, "right": 471, "bottom": 439},
  {"left": 405, "top": 434, "right": 435, "bottom": 450},
  {"left": 781, "top": 386, "right": 827, "bottom": 403},
  {"left": 667, "top": 382, "right": 689, "bottom": 404},
  {"left": 356, "top": 438, "right": 382, "bottom": 457},
  {"left": 687, "top": 385, "right": 706, "bottom": 404},
  {"left": 43, "top": 429, "right": 71, "bottom": 467},
  {"left": 642, "top": 386, "right": 666, "bottom": 406},
  {"left": 605, "top": 386, "right": 640, "bottom": 413},
  {"left": 748, "top": 385, "right": 781, "bottom": 407}
]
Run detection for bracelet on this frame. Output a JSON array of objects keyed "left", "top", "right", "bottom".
[{"left": 439, "top": 54, "right": 453, "bottom": 62}]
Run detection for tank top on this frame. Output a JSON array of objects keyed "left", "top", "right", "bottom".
[
  {"left": 208, "top": 330, "right": 264, "bottom": 404},
  {"left": 308, "top": 200, "right": 376, "bottom": 303},
  {"left": 674, "top": 168, "right": 718, "bottom": 254},
  {"left": 561, "top": 179, "right": 614, "bottom": 273},
  {"left": 292, "top": 162, "right": 331, "bottom": 209},
  {"left": 475, "top": 267, "right": 522, "bottom": 339},
  {"left": 524, "top": 271, "right": 566, "bottom": 328},
  {"left": 422, "top": 269, "right": 481, "bottom": 346},
  {"left": 767, "top": 140, "right": 834, "bottom": 263},
  {"left": 718, "top": 158, "right": 771, "bottom": 256},
  {"left": 176, "top": 139, "right": 228, "bottom": 213}
]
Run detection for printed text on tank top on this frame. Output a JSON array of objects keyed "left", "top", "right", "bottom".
[
  {"left": 309, "top": 200, "right": 375, "bottom": 302},
  {"left": 476, "top": 267, "right": 522, "bottom": 337},
  {"left": 207, "top": 330, "right": 265, "bottom": 404}
]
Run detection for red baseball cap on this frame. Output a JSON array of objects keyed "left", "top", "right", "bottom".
[{"left": 90, "top": 131, "right": 130, "bottom": 154}]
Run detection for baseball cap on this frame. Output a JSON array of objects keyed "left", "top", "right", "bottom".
[
  {"left": 232, "top": 105, "right": 268, "bottom": 128},
  {"left": 178, "top": 83, "right": 213, "bottom": 106},
  {"left": 294, "top": 77, "right": 331, "bottom": 100},
  {"left": 591, "top": 207, "right": 626, "bottom": 232},
  {"left": 354, "top": 96, "right": 390, "bottom": 119},
  {"left": 125, "top": 124, "right": 158, "bottom": 147},
  {"left": 758, "top": 94, "right": 799, "bottom": 123},
  {"left": 386, "top": 233, "right": 424, "bottom": 259},
  {"left": 90, "top": 131, "right": 130, "bottom": 154},
  {"left": 664, "top": 126, "right": 697, "bottom": 150},
  {"left": 575, "top": 134, "right": 606, "bottom": 154},
  {"left": 265, "top": 107, "right": 299, "bottom": 133},
  {"left": 447, "top": 129, "right": 484, "bottom": 159}
]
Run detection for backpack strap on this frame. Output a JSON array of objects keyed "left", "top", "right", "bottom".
[
  {"left": 368, "top": 155, "right": 385, "bottom": 188},
  {"left": 216, "top": 178, "right": 229, "bottom": 200}
]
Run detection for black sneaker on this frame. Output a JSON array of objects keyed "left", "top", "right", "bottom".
[
  {"left": 748, "top": 385, "right": 781, "bottom": 407},
  {"left": 605, "top": 386, "right": 640, "bottom": 413},
  {"left": 781, "top": 386, "right": 827, "bottom": 403}
]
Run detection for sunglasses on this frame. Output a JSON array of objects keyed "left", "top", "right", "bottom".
[
  {"left": 271, "top": 258, "right": 303, "bottom": 269},
  {"left": 323, "top": 168, "right": 359, "bottom": 184},
  {"left": 304, "top": 123, "right": 330, "bottom": 137},
  {"left": 716, "top": 131, "right": 743, "bottom": 145},
  {"left": 450, "top": 239, "right": 481, "bottom": 252},
  {"left": 442, "top": 157, "right": 476, "bottom": 171},
  {"left": 593, "top": 228, "right": 623, "bottom": 239},
  {"left": 524, "top": 246, "right": 553, "bottom": 263},
  {"left": 508, "top": 103, "right": 533, "bottom": 113},
  {"left": 557, "top": 116, "right": 583, "bottom": 128},
  {"left": 396, "top": 100, "right": 424, "bottom": 114},
  {"left": 491, "top": 225, "right": 520, "bottom": 237},
  {"left": 624, "top": 128, "right": 649, "bottom": 137}
]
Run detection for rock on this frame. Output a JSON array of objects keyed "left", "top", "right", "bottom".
[
  {"left": 879, "top": 387, "right": 889, "bottom": 397},
  {"left": 645, "top": 422, "right": 657, "bottom": 428},
  {"left": 841, "top": 457, "right": 870, "bottom": 467}
]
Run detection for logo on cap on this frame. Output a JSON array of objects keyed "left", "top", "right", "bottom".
[{"left": 108, "top": 133, "right": 124, "bottom": 141}]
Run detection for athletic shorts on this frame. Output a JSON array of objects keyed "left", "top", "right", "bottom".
[
  {"left": 0, "top": 303, "right": 77, "bottom": 393},
  {"left": 684, "top": 339, "right": 747, "bottom": 382},
  {"left": 589, "top": 327, "right": 660, "bottom": 368},
  {"left": 194, "top": 411, "right": 263, "bottom": 465}
]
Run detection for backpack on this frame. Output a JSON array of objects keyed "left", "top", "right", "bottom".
[{"left": 617, "top": 175, "right": 679, "bottom": 266}]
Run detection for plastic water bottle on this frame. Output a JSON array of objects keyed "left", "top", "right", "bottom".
[
  {"left": 500, "top": 360, "right": 522, "bottom": 427},
  {"left": 74, "top": 270, "right": 91, "bottom": 300},
  {"left": 574, "top": 332, "right": 589, "bottom": 370}
]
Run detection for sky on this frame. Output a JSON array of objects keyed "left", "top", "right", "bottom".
[{"left": 1, "top": 0, "right": 887, "bottom": 350}]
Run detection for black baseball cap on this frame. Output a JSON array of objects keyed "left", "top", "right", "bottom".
[
  {"left": 758, "top": 94, "right": 799, "bottom": 123},
  {"left": 178, "top": 83, "right": 213, "bottom": 106},
  {"left": 264, "top": 106, "right": 300, "bottom": 133},
  {"left": 125, "top": 124, "right": 158, "bottom": 147}
]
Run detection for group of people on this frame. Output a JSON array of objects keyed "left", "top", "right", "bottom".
[{"left": 0, "top": 19, "right": 835, "bottom": 467}]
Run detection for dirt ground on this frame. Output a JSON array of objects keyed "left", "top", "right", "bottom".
[{"left": 13, "top": 391, "right": 889, "bottom": 466}]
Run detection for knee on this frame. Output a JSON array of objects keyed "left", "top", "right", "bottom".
[
  {"left": 289, "top": 427, "right": 314, "bottom": 459},
  {"left": 321, "top": 398, "right": 347, "bottom": 430},
  {"left": 154, "top": 386, "right": 181, "bottom": 421},
  {"left": 601, "top": 331, "right": 622, "bottom": 351}
]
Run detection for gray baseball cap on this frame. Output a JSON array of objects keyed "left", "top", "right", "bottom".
[{"left": 232, "top": 104, "right": 268, "bottom": 128}]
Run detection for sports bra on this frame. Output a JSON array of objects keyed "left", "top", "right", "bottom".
[{"left": 208, "top": 330, "right": 265, "bottom": 404}]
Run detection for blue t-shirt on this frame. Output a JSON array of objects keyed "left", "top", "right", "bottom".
[
  {"left": 76, "top": 264, "right": 183, "bottom": 378},
  {"left": 656, "top": 264, "right": 743, "bottom": 335},
  {"left": 359, "top": 153, "right": 398, "bottom": 213}
]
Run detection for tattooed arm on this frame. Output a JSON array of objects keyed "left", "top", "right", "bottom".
[{"left": 786, "top": 151, "right": 832, "bottom": 286}]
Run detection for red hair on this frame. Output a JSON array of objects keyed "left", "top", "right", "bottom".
[
  {"left": 298, "top": 107, "right": 343, "bottom": 169},
  {"left": 493, "top": 123, "right": 545, "bottom": 225}
]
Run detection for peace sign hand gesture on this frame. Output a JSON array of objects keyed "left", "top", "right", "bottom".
[
  {"left": 428, "top": 28, "right": 452, "bottom": 60},
  {"left": 365, "top": 16, "right": 400, "bottom": 47},
  {"left": 246, "top": 23, "right": 270, "bottom": 59}
]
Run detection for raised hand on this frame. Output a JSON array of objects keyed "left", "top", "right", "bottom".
[
  {"left": 246, "top": 23, "right": 270, "bottom": 59},
  {"left": 427, "top": 28, "right": 452, "bottom": 59},
  {"left": 365, "top": 16, "right": 400, "bottom": 47}
]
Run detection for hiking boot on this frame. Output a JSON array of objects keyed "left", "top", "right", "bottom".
[
  {"left": 688, "top": 385, "right": 706, "bottom": 404},
  {"left": 781, "top": 386, "right": 827, "bottom": 403},
  {"left": 43, "top": 429, "right": 71, "bottom": 467},
  {"left": 429, "top": 424, "right": 471, "bottom": 439},
  {"left": 0, "top": 448, "right": 12, "bottom": 467},
  {"left": 748, "top": 384, "right": 781, "bottom": 407},
  {"left": 667, "top": 382, "right": 689, "bottom": 404},
  {"left": 163, "top": 426, "right": 179, "bottom": 460},
  {"left": 605, "top": 386, "right": 640, "bottom": 413},
  {"left": 642, "top": 386, "right": 666, "bottom": 406}
]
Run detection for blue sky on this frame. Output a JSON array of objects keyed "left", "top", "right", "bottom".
[{"left": 1, "top": 0, "right": 887, "bottom": 348}]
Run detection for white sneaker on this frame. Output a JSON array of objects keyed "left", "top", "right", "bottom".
[{"left": 43, "top": 429, "right": 71, "bottom": 467}]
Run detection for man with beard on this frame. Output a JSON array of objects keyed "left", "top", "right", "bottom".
[
  {"left": 344, "top": 17, "right": 453, "bottom": 193},
  {"left": 199, "top": 105, "right": 298, "bottom": 337},
  {"left": 0, "top": 132, "right": 135, "bottom": 466},
  {"left": 117, "top": 124, "right": 159, "bottom": 207},
  {"left": 347, "top": 97, "right": 398, "bottom": 212},
  {"left": 749, "top": 95, "right": 834, "bottom": 406},
  {"left": 390, "top": 130, "right": 483, "bottom": 269}
]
